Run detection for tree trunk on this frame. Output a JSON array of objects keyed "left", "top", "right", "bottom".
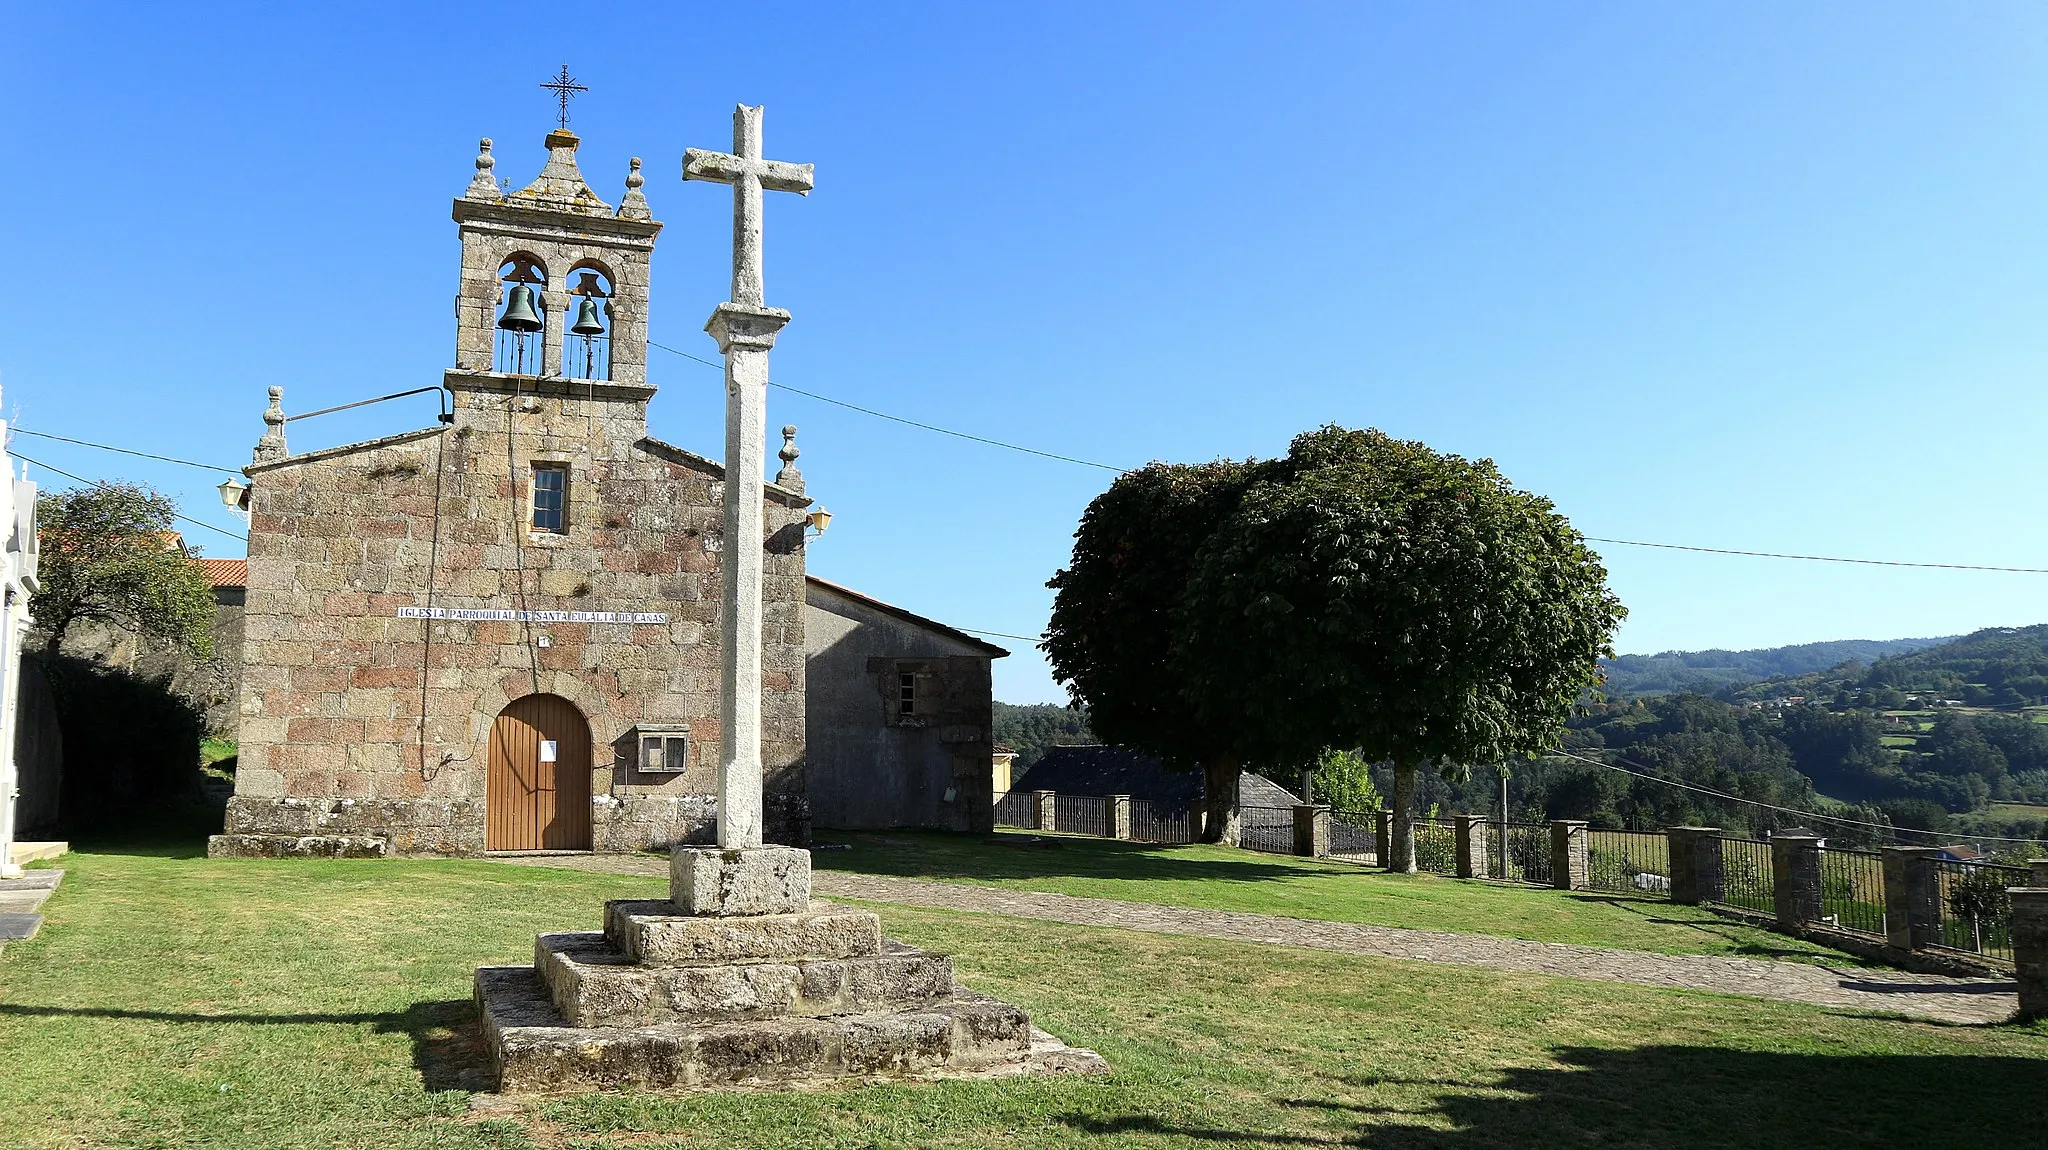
[
  {"left": 1200, "top": 755, "right": 1240, "bottom": 846},
  {"left": 1389, "top": 758, "right": 1418, "bottom": 874}
]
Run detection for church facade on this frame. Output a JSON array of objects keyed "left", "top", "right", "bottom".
[{"left": 208, "top": 129, "right": 819, "bottom": 857}]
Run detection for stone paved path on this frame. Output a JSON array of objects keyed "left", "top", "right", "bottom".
[
  {"left": 497, "top": 856, "right": 2019, "bottom": 1024},
  {"left": 0, "top": 869, "right": 63, "bottom": 951}
]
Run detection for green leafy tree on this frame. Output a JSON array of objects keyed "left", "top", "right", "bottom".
[
  {"left": 1047, "top": 427, "right": 1623, "bottom": 855},
  {"left": 1310, "top": 747, "right": 1382, "bottom": 814},
  {"left": 1171, "top": 427, "right": 1624, "bottom": 870},
  {"left": 32, "top": 483, "right": 216, "bottom": 659},
  {"left": 1045, "top": 459, "right": 1258, "bottom": 841}
]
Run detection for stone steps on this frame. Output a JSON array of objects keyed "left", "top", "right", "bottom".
[
  {"left": 8, "top": 842, "right": 67, "bottom": 867},
  {"left": 603, "top": 898, "right": 882, "bottom": 964},
  {"left": 539, "top": 930, "right": 955, "bottom": 1027},
  {"left": 478, "top": 965, "right": 1039, "bottom": 1091},
  {"left": 474, "top": 843, "right": 1106, "bottom": 1092},
  {"left": 0, "top": 869, "right": 63, "bottom": 949}
]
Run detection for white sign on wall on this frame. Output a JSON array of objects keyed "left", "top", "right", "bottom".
[{"left": 396, "top": 607, "right": 670, "bottom": 624}]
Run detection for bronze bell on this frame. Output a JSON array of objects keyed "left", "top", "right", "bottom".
[
  {"left": 570, "top": 296, "right": 605, "bottom": 337},
  {"left": 497, "top": 283, "right": 543, "bottom": 333}
]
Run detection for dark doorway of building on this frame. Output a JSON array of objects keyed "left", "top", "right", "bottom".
[{"left": 486, "top": 694, "right": 592, "bottom": 851}]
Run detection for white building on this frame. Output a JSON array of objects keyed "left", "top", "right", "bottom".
[{"left": 0, "top": 400, "right": 38, "bottom": 878}]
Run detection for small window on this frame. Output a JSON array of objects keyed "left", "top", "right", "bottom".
[
  {"left": 897, "top": 672, "right": 917, "bottom": 716},
  {"left": 532, "top": 464, "right": 568, "bottom": 533},
  {"left": 640, "top": 734, "right": 688, "bottom": 773}
]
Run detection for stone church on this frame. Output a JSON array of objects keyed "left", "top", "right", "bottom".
[{"left": 209, "top": 127, "right": 1002, "bottom": 859}]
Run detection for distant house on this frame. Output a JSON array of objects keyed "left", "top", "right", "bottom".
[
  {"left": 1008, "top": 745, "right": 1303, "bottom": 839},
  {"left": 990, "top": 744, "right": 1016, "bottom": 802},
  {"left": 1769, "top": 826, "right": 1827, "bottom": 847},
  {"left": 1933, "top": 844, "right": 1986, "bottom": 864}
]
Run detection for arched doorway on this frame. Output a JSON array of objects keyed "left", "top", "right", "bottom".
[{"left": 486, "top": 694, "right": 592, "bottom": 851}]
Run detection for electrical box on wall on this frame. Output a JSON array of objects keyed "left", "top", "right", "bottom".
[{"left": 619, "top": 723, "right": 691, "bottom": 774}]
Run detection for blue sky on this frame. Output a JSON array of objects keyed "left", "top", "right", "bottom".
[{"left": 4, "top": 3, "right": 2047, "bottom": 703}]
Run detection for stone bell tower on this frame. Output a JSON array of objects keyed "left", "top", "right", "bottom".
[{"left": 451, "top": 131, "right": 660, "bottom": 384}]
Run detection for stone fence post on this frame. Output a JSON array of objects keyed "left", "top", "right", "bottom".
[
  {"left": 1454, "top": 814, "right": 1490, "bottom": 879},
  {"left": 1665, "top": 827, "right": 1722, "bottom": 905},
  {"left": 1770, "top": 834, "right": 1824, "bottom": 928},
  {"left": 1292, "top": 805, "right": 1329, "bottom": 858},
  {"left": 2012, "top": 887, "right": 2048, "bottom": 1021},
  {"left": 1375, "top": 809, "right": 1393, "bottom": 870},
  {"left": 1106, "top": 795, "right": 1131, "bottom": 840},
  {"left": 2030, "top": 860, "right": 2048, "bottom": 886},
  {"left": 1032, "top": 790, "right": 1055, "bottom": 833},
  {"left": 1882, "top": 846, "right": 1943, "bottom": 950},
  {"left": 1549, "top": 820, "right": 1588, "bottom": 890}
]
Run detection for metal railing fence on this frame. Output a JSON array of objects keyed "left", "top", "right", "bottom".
[
  {"left": 993, "top": 792, "right": 1034, "bottom": 829},
  {"left": 1931, "top": 859, "right": 2027, "bottom": 964},
  {"left": 1239, "top": 806, "right": 1295, "bottom": 855},
  {"left": 1818, "top": 848, "right": 1886, "bottom": 938},
  {"left": 1415, "top": 817, "right": 1458, "bottom": 875},
  {"left": 1489, "top": 821, "right": 1553, "bottom": 885},
  {"left": 1326, "top": 809, "right": 1378, "bottom": 865},
  {"left": 1716, "top": 837, "right": 1775, "bottom": 915},
  {"left": 1586, "top": 829, "right": 1671, "bottom": 894},
  {"left": 1129, "top": 799, "right": 1194, "bottom": 845},
  {"left": 1052, "top": 794, "right": 1107, "bottom": 838}
]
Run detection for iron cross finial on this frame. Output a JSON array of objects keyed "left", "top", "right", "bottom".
[{"left": 540, "top": 64, "right": 588, "bottom": 130}]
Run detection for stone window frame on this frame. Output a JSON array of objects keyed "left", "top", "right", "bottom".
[
  {"left": 531, "top": 462, "right": 570, "bottom": 534},
  {"left": 617, "top": 722, "right": 692, "bottom": 777},
  {"left": 888, "top": 661, "right": 941, "bottom": 728}
]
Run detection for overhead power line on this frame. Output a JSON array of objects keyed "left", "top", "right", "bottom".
[
  {"left": 1549, "top": 747, "right": 2047, "bottom": 845},
  {"left": 649, "top": 340, "right": 1131, "bottom": 472},
  {"left": 649, "top": 340, "right": 2047, "bottom": 578},
  {"left": 7, "top": 450, "right": 248, "bottom": 543},
  {"left": 954, "top": 626, "right": 1043, "bottom": 644},
  {"left": 1586, "top": 537, "right": 2048, "bottom": 575},
  {"left": 11, "top": 428, "right": 240, "bottom": 475}
]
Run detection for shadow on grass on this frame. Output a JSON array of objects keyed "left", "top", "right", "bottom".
[
  {"left": 1566, "top": 891, "right": 1866, "bottom": 964},
  {"left": 1063, "top": 1046, "right": 2048, "bottom": 1147},
  {"left": 0, "top": 999, "right": 486, "bottom": 1092},
  {"left": 812, "top": 830, "right": 1350, "bottom": 886},
  {"left": 62, "top": 835, "right": 214, "bottom": 861}
]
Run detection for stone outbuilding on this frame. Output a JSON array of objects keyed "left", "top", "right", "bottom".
[{"left": 803, "top": 576, "right": 1006, "bottom": 833}]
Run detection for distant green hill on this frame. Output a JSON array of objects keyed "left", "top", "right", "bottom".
[
  {"left": 1600, "top": 637, "right": 1953, "bottom": 698},
  {"left": 1721, "top": 624, "right": 2048, "bottom": 709}
]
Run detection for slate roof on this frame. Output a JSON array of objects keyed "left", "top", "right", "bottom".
[{"left": 1009, "top": 745, "right": 1300, "bottom": 815}]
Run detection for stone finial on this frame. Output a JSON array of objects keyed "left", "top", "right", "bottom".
[
  {"left": 617, "top": 157, "right": 652, "bottom": 221},
  {"left": 465, "top": 138, "right": 503, "bottom": 201},
  {"left": 774, "top": 424, "right": 803, "bottom": 491},
  {"left": 253, "top": 385, "right": 287, "bottom": 464}
]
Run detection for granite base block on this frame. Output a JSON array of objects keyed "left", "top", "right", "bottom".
[
  {"left": 603, "top": 899, "right": 881, "bottom": 964},
  {"left": 478, "top": 965, "right": 1104, "bottom": 1092},
  {"left": 205, "top": 833, "right": 390, "bottom": 859},
  {"left": 671, "top": 845, "right": 810, "bottom": 916},
  {"left": 537, "top": 931, "right": 955, "bottom": 1027}
]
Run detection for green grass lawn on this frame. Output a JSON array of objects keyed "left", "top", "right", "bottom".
[
  {"left": 814, "top": 830, "right": 1860, "bottom": 963},
  {"left": 3, "top": 846, "right": 2043, "bottom": 1149}
]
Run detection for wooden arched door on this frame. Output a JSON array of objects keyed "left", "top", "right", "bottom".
[{"left": 486, "top": 694, "right": 592, "bottom": 851}]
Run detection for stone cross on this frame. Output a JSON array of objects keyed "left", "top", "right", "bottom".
[
  {"left": 684, "top": 105, "right": 815, "bottom": 308},
  {"left": 685, "top": 105, "right": 812, "bottom": 849}
]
